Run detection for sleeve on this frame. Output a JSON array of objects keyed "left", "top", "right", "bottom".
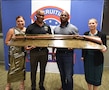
[
  {"left": 101, "top": 33, "right": 107, "bottom": 47},
  {"left": 25, "top": 26, "right": 31, "bottom": 34},
  {"left": 48, "top": 26, "right": 52, "bottom": 34},
  {"left": 81, "top": 32, "right": 88, "bottom": 58},
  {"left": 53, "top": 27, "right": 56, "bottom": 34},
  {"left": 72, "top": 25, "right": 79, "bottom": 35},
  {"left": 98, "top": 31, "right": 107, "bottom": 47},
  {"left": 74, "top": 26, "right": 79, "bottom": 34}
]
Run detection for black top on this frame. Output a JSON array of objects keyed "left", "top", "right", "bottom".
[
  {"left": 82, "top": 31, "right": 107, "bottom": 66},
  {"left": 25, "top": 21, "right": 52, "bottom": 34},
  {"left": 25, "top": 21, "right": 52, "bottom": 49}
]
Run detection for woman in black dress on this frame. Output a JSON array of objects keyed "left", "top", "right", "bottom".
[{"left": 81, "top": 18, "right": 107, "bottom": 90}]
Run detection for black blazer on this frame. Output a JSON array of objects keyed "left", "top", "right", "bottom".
[{"left": 82, "top": 31, "right": 107, "bottom": 66}]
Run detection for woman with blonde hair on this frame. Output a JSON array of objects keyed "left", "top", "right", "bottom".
[{"left": 81, "top": 18, "right": 107, "bottom": 90}]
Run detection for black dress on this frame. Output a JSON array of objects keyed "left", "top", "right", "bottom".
[{"left": 82, "top": 31, "right": 107, "bottom": 86}]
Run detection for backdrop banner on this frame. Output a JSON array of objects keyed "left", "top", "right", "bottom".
[{"left": 2, "top": 0, "right": 104, "bottom": 74}]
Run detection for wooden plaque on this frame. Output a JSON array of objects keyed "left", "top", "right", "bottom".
[{"left": 8, "top": 34, "right": 104, "bottom": 49}]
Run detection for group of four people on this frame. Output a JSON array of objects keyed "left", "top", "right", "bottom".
[{"left": 5, "top": 10, "right": 107, "bottom": 90}]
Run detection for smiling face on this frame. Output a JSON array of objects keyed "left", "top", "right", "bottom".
[
  {"left": 36, "top": 10, "right": 44, "bottom": 23},
  {"left": 16, "top": 16, "right": 25, "bottom": 29},
  {"left": 60, "top": 11, "right": 69, "bottom": 23},
  {"left": 88, "top": 18, "right": 98, "bottom": 31}
]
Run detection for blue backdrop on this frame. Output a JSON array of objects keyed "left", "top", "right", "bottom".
[{"left": 1, "top": 0, "right": 104, "bottom": 74}]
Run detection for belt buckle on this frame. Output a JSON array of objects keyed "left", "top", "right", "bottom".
[{"left": 39, "top": 49, "right": 41, "bottom": 51}]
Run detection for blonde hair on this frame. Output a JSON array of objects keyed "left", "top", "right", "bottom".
[{"left": 88, "top": 18, "right": 98, "bottom": 23}]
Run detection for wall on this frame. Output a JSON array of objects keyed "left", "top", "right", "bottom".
[
  {"left": 0, "top": 34, "right": 4, "bottom": 63},
  {"left": 1, "top": 0, "right": 105, "bottom": 74},
  {"left": 104, "top": 36, "right": 109, "bottom": 68}
]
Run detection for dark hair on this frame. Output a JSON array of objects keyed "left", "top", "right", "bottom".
[
  {"left": 16, "top": 16, "right": 25, "bottom": 21},
  {"left": 35, "top": 10, "right": 44, "bottom": 15}
]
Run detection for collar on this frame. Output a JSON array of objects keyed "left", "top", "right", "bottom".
[
  {"left": 89, "top": 30, "right": 98, "bottom": 36},
  {"left": 34, "top": 21, "right": 45, "bottom": 27},
  {"left": 60, "top": 22, "right": 69, "bottom": 28}
]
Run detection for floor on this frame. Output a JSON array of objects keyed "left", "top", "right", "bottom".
[{"left": 0, "top": 63, "right": 109, "bottom": 90}]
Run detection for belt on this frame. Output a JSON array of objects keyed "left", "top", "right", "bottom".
[
  {"left": 32, "top": 47, "right": 47, "bottom": 51},
  {"left": 57, "top": 50, "right": 73, "bottom": 53}
]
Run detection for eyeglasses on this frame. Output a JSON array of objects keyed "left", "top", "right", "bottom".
[{"left": 60, "top": 14, "right": 67, "bottom": 17}]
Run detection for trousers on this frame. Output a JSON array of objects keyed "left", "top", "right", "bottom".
[
  {"left": 56, "top": 50, "right": 74, "bottom": 90},
  {"left": 30, "top": 48, "right": 48, "bottom": 89}
]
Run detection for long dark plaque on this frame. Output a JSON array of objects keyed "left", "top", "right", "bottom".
[{"left": 8, "top": 34, "right": 104, "bottom": 49}]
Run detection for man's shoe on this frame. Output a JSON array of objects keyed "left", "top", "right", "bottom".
[
  {"left": 39, "top": 86, "right": 45, "bottom": 90},
  {"left": 31, "top": 87, "right": 36, "bottom": 90}
]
